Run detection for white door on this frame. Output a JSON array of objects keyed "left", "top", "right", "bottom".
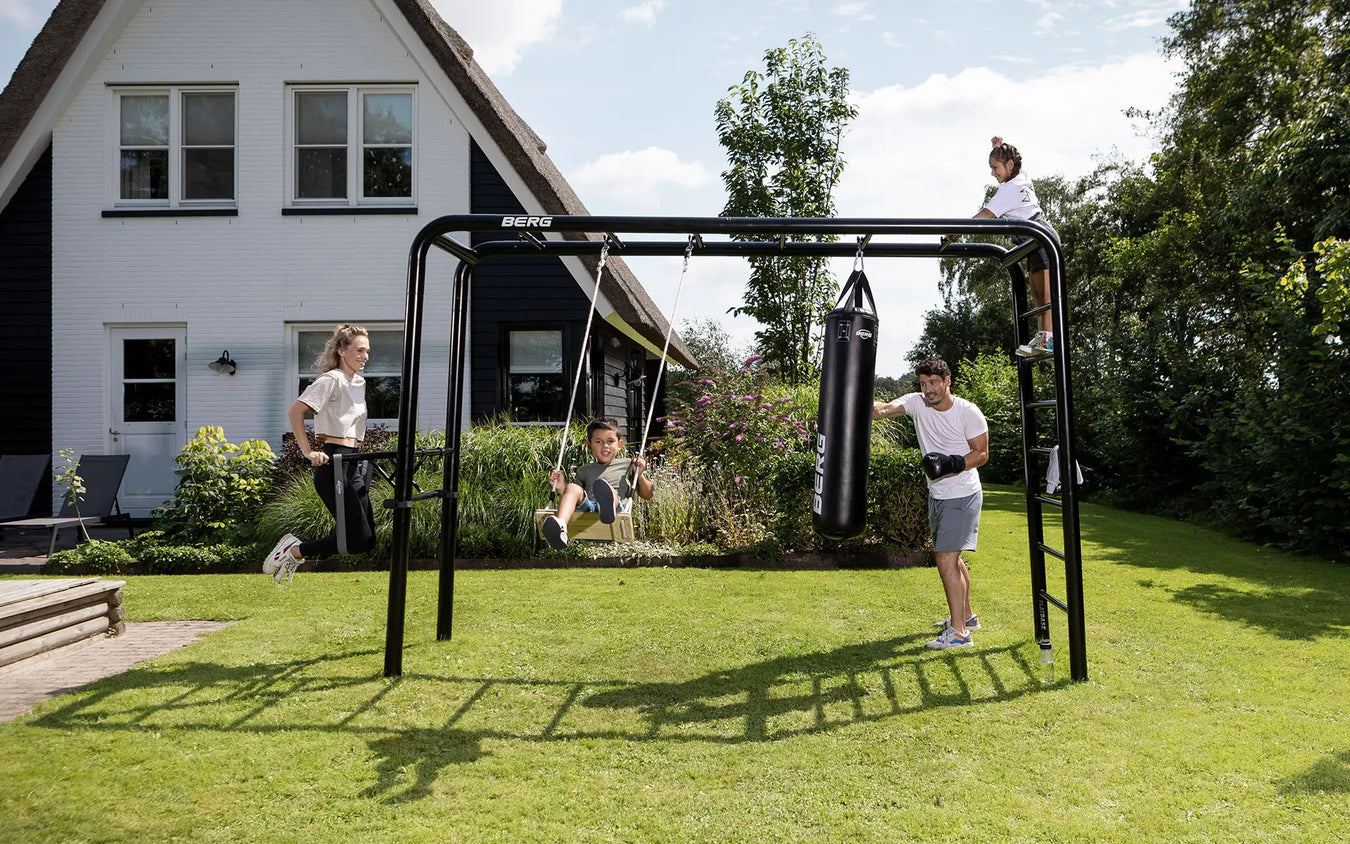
[{"left": 109, "top": 326, "right": 187, "bottom": 515}]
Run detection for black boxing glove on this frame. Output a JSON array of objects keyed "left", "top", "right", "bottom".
[{"left": 921, "top": 452, "right": 967, "bottom": 480}]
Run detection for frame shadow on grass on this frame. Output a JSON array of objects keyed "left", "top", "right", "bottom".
[
  {"left": 1277, "top": 749, "right": 1350, "bottom": 795},
  {"left": 27, "top": 636, "right": 1058, "bottom": 803}
]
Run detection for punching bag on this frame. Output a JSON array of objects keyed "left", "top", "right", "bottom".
[{"left": 813, "top": 268, "right": 879, "bottom": 540}]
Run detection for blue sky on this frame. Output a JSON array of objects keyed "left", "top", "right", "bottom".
[{"left": 1, "top": 0, "right": 1187, "bottom": 375}]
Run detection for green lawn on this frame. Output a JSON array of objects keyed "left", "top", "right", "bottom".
[{"left": 2, "top": 487, "right": 1346, "bottom": 842}]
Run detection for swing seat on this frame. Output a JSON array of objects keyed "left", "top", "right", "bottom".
[{"left": 534, "top": 508, "right": 636, "bottom": 544}]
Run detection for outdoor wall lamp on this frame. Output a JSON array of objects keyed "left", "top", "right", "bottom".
[{"left": 209, "top": 350, "right": 237, "bottom": 375}]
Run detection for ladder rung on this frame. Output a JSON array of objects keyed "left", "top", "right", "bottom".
[
  {"left": 1025, "top": 400, "right": 1058, "bottom": 410},
  {"left": 1001, "top": 240, "right": 1039, "bottom": 267},
  {"left": 1033, "top": 494, "right": 1062, "bottom": 508},
  {"left": 1039, "top": 590, "right": 1069, "bottom": 613},
  {"left": 1037, "top": 542, "right": 1066, "bottom": 561},
  {"left": 1030, "top": 446, "right": 1054, "bottom": 455},
  {"left": 1023, "top": 302, "right": 1052, "bottom": 317}
]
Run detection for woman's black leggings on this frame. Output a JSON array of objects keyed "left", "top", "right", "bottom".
[{"left": 299, "top": 443, "right": 376, "bottom": 558}]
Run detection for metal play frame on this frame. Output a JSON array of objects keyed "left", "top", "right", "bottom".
[{"left": 382, "top": 214, "right": 1087, "bottom": 682}]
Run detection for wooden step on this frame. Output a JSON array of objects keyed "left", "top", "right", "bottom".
[{"left": 0, "top": 579, "right": 126, "bottom": 667}]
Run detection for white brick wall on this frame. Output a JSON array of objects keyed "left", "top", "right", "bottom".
[{"left": 50, "top": 0, "right": 478, "bottom": 507}]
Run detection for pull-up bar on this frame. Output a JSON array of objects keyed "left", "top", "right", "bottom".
[{"left": 384, "top": 215, "right": 1084, "bottom": 685}]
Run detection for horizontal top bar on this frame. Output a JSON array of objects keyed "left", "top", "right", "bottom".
[{"left": 414, "top": 214, "right": 1064, "bottom": 266}]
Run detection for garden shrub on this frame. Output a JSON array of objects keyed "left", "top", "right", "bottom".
[
  {"left": 659, "top": 354, "right": 820, "bottom": 548},
  {"left": 45, "top": 539, "right": 133, "bottom": 575},
  {"left": 769, "top": 443, "right": 929, "bottom": 553},
  {"left": 135, "top": 542, "right": 223, "bottom": 574},
  {"left": 152, "top": 426, "right": 276, "bottom": 544}
]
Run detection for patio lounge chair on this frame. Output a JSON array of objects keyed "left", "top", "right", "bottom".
[
  {"left": 0, "top": 454, "right": 50, "bottom": 521},
  {"left": 2, "top": 454, "right": 131, "bottom": 556}
]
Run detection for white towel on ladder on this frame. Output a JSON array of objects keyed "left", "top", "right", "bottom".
[{"left": 1046, "top": 445, "right": 1084, "bottom": 494}]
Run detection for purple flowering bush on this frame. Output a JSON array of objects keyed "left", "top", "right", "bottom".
[{"left": 656, "top": 354, "right": 819, "bottom": 547}]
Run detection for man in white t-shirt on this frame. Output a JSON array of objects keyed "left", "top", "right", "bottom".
[{"left": 873, "top": 357, "right": 990, "bottom": 649}]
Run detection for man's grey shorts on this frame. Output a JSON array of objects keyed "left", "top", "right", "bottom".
[{"left": 929, "top": 491, "right": 983, "bottom": 553}]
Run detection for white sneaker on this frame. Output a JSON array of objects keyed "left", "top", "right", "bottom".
[
  {"left": 541, "top": 515, "right": 568, "bottom": 550},
  {"left": 263, "top": 534, "right": 300, "bottom": 575},
  {"left": 1016, "top": 331, "right": 1054, "bottom": 357},
  {"left": 925, "top": 628, "right": 974, "bottom": 650},
  {"left": 274, "top": 555, "right": 304, "bottom": 586},
  {"left": 932, "top": 614, "right": 981, "bottom": 631}
]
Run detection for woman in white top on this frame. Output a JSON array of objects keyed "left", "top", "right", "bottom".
[
  {"left": 264, "top": 323, "right": 376, "bottom": 581},
  {"left": 949, "top": 136, "right": 1060, "bottom": 357}
]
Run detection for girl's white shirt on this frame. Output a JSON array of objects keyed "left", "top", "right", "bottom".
[
  {"left": 298, "top": 369, "right": 367, "bottom": 441},
  {"left": 983, "top": 172, "right": 1042, "bottom": 220}
]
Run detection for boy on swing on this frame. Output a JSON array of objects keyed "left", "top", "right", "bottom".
[{"left": 542, "top": 417, "right": 654, "bottom": 549}]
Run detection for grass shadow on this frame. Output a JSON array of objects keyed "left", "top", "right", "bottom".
[
  {"left": 1276, "top": 749, "right": 1350, "bottom": 795},
  {"left": 26, "top": 635, "right": 1058, "bottom": 800}
]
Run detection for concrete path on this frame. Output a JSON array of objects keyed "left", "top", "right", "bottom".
[{"left": 0, "top": 620, "right": 234, "bottom": 723}]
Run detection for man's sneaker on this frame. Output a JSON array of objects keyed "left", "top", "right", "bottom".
[
  {"left": 1016, "top": 331, "right": 1054, "bottom": 357},
  {"left": 541, "top": 515, "right": 569, "bottom": 550},
  {"left": 926, "top": 627, "right": 974, "bottom": 650},
  {"left": 594, "top": 479, "right": 617, "bottom": 525},
  {"left": 932, "top": 614, "right": 981, "bottom": 631},
  {"left": 263, "top": 534, "right": 300, "bottom": 576}
]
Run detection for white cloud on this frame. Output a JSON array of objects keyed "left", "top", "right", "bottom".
[
  {"left": 835, "top": 2, "right": 875, "bottom": 23},
  {"left": 620, "top": 0, "right": 666, "bottom": 28},
  {"left": 1105, "top": 0, "right": 1188, "bottom": 32},
  {"left": 430, "top": 0, "right": 562, "bottom": 75},
  {"left": 572, "top": 146, "right": 715, "bottom": 213},
  {"left": 1035, "top": 11, "right": 1065, "bottom": 36}
]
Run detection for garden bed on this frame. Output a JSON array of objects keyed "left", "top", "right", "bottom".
[{"left": 42, "top": 549, "right": 934, "bottom": 576}]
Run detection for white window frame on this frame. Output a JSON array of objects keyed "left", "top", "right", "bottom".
[
  {"left": 284, "top": 85, "right": 417, "bottom": 208},
  {"left": 109, "top": 85, "right": 238, "bottom": 209},
  {"left": 289, "top": 323, "right": 405, "bottom": 428}
]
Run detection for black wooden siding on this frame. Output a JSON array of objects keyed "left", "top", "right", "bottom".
[
  {"left": 0, "top": 145, "right": 54, "bottom": 511},
  {"left": 469, "top": 140, "right": 645, "bottom": 438}
]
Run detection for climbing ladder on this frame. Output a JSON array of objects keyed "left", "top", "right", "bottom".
[{"left": 1003, "top": 239, "right": 1088, "bottom": 682}]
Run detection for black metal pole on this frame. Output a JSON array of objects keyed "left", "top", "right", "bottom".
[
  {"left": 436, "top": 261, "right": 472, "bottom": 640},
  {"left": 384, "top": 234, "right": 433, "bottom": 678},
  {"left": 1047, "top": 248, "right": 1088, "bottom": 682}
]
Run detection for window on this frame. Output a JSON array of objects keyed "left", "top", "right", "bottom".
[
  {"left": 115, "top": 87, "right": 236, "bottom": 207},
  {"left": 294, "top": 326, "right": 404, "bottom": 424},
  {"left": 289, "top": 86, "right": 414, "bottom": 206},
  {"left": 120, "top": 338, "right": 178, "bottom": 422},
  {"left": 506, "top": 328, "right": 566, "bottom": 422}
]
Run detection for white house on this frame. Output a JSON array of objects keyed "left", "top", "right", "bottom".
[{"left": 0, "top": 0, "right": 693, "bottom": 516}]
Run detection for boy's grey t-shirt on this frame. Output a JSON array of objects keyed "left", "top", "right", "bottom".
[{"left": 573, "top": 458, "right": 634, "bottom": 501}]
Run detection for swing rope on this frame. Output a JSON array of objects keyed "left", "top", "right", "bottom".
[
  {"left": 627, "top": 235, "right": 696, "bottom": 489},
  {"left": 552, "top": 238, "right": 611, "bottom": 490}
]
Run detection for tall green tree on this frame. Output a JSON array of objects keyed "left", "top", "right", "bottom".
[{"left": 715, "top": 34, "right": 857, "bottom": 385}]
